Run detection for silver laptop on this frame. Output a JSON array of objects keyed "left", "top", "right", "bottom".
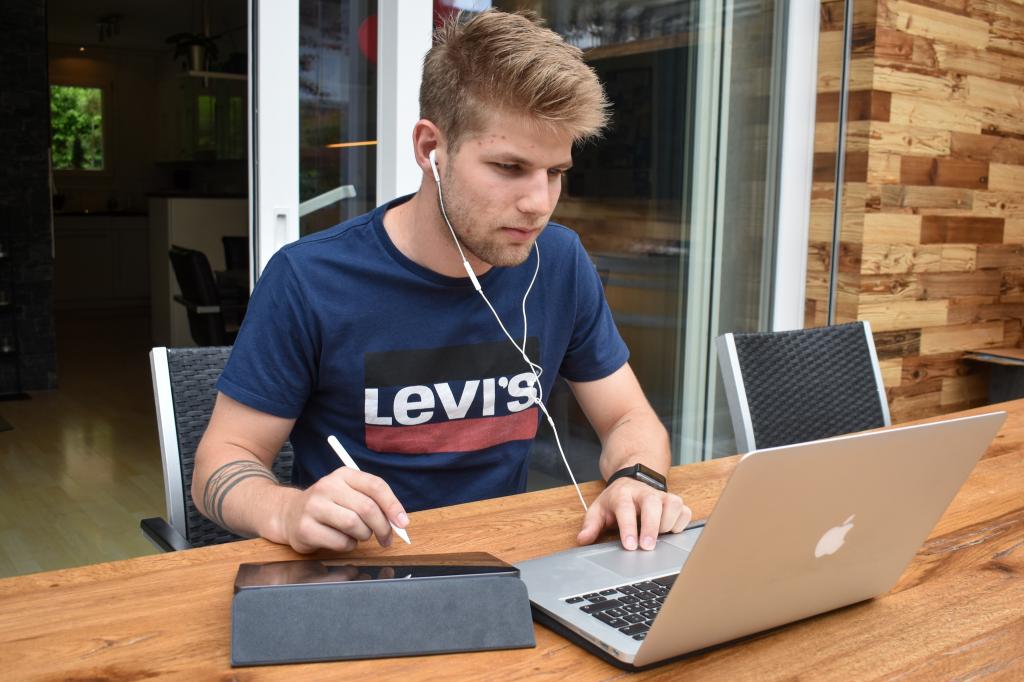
[{"left": 516, "top": 412, "right": 1005, "bottom": 670}]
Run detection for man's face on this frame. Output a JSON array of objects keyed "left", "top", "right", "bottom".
[{"left": 438, "top": 111, "right": 573, "bottom": 268}]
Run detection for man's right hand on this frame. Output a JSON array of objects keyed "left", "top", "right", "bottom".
[
  {"left": 194, "top": 394, "right": 412, "bottom": 553},
  {"left": 274, "top": 467, "right": 410, "bottom": 554}
]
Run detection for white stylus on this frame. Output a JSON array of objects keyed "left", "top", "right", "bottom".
[{"left": 327, "top": 435, "right": 412, "bottom": 544}]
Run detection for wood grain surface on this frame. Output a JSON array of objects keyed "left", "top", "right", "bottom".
[
  {"left": 0, "top": 313, "right": 166, "bottom": 578},
  {"left": 0, "top": 400, "right": 1021, "bottom": 680},
  {"left": 808, "top": 0, "right": 1024, "bottom": 424}
]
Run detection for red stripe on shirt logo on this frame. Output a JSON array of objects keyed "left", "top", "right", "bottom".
[{"left": 365, "top": 407, "right": 539, "bottom": 454}]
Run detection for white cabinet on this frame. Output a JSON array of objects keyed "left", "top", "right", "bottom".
[{"left": 149, "top": 197, "right": 247, "bottom": 346}]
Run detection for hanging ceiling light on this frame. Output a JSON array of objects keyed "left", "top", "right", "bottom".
[{"left": 96, "top": 14, "right": 122, "bottom": 43}]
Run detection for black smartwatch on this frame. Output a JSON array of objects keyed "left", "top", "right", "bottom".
[{"left": 606, "top": 463, "right": 667, "bottom": 492}]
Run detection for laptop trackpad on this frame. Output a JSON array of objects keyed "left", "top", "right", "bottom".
[{"left": 582, "top": 542, "right": 689, "bottom": 578}]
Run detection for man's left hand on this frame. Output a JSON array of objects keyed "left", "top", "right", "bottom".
[{"left": 576, "top": 478, "right": 692, "bottom": 550}]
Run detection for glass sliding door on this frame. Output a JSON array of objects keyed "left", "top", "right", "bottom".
[
  {"left": 250, "top": 1, "right": 822, "bottom": 468},
  {"left": 298, "top": 0, "right": 377, "bottom": 235},
  {"left": 696, "top": 0, "right": 789, "bottom": 459},
  {"left": 808, "top": 0, "right": 852, "bottom": 329},
  {"left": 249, "top": 0, "right": 428, "bottom": 273},
  {"left": 483, "top": 0, "right": 788, "bottom": 467},
  {"left": 250, "top": 0, "right": 299, "bottom": 278}
]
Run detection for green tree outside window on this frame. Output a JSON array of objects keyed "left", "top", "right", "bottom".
[{"left": 50, "top": 85, "right": 104, "bottom": 171}]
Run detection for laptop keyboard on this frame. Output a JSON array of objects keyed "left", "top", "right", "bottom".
[{"left": 562, "top": 574, "right": 677, "bottom": 641}]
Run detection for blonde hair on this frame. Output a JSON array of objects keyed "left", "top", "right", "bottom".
[{"left": 420, "top": 9, "right": 609, "bottom": 152}]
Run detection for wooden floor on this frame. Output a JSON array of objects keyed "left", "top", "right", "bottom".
[
  {"left": 0, "top": 311, "right": 581, "bottom": 578},
  {"left": 0, "top": 311, "right": 163, "bottom": 577}
]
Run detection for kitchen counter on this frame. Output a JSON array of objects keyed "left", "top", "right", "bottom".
[{"left": 53, "top": 210, "right": 148, "bottom": 217}]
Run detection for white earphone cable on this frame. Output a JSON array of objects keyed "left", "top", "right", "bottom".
[{"left": 431, "top": 155, "right": 588, "bottom": 512}]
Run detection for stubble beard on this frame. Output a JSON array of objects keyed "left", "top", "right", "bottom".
[{"left": 440, "top": 171, "right": 541, "bottom": 268}]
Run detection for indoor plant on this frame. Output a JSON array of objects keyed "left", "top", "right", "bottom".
[{"left": 166, "top": 32, "right": 220, "bottom": 71}]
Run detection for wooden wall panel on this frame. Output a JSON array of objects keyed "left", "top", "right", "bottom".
[
  {"left": 862, "top": 213, "right": 922, "bottom": 242},
  {"left": 989, "top": 163, "right": 1024, "bottom": 192},
  {"left": 809, "top": 0, "right": 1024, "bottom": 421},
  {"left": 920, "top": 216, "right": 1004, "bottom": 242},
  {"left": 949, "top": 132, "right": 1024, "bottom": 164},
  {"left": 1001, "top": 219, "right": 1024, "bottom": 243},
  {"left": 886, "top": 1, "right": 991, "bottom": 49}
]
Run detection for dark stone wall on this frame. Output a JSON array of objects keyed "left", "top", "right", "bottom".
[{"left": 0, "top": 0, "right": 57, "bottom": 392}]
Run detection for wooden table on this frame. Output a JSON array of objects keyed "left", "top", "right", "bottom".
[{"left": 1, "top": 402, "right": 1023, "bottom": 680}]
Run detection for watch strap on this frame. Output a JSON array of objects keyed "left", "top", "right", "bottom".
[{"left": 606, "top": 464, "right": 667, "bottom": 492}]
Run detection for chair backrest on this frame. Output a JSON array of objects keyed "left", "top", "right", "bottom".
[
  {"left": 149, "top": 346, "right": 294, "bottom": 548},
  {"left": 169, "top": 245, "right": 220, "bottom": 305},
  {"left": 222, "top": 236, "right": 249, "bottom": 272},
  {"left": 716, "top": 321, "right": 891, "bottom": 453},
  {"left": 168, "top": 246, "right": 229, "bottom": 345}
]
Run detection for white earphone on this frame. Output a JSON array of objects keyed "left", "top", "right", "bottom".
[
  {"left": 429, "top": 148, "right": 441, "bottom": 182},
  {"left": 428, "top": 148, "right": 587, "bottom": 511}
]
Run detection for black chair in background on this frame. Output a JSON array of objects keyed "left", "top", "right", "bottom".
[
  {"left": 168, "top": 245, "right": 247, "bottom": 346},
  {"left": 143, "top": 346, "right": 294, "bottom": 551},
  {"left": 221, "top": 236, "right": 249, "bottom": 272},
  {"left": 716, "top": 321, "right": 891, "bottom": 453},
  {"left": 217, "top": 236, "right": 250, "bottom": 310}
]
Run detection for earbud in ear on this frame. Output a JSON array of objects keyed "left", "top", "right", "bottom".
[{"left": 428, "top": 149, "right": 441, "bottom": 183}]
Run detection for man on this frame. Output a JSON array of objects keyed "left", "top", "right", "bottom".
[{"left": 193, "top": 9, "right": 691, "bottom": 554}]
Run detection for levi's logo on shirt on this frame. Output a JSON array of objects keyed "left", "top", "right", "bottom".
[{"left": 363, "top": 339, "right": 541, "bottom": 454}]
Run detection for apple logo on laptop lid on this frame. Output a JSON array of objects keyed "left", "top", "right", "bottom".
[{"left": 815, "top": 514, "right": 855, "bottom": 558}]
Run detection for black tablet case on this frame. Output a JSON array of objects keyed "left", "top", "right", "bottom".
[{"left": 232, "top": 565, "right": 535, "bottom": 666}]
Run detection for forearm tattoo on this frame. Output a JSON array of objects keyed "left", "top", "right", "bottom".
[{"left": 201, "top": 460, "right": 279, "bottom": 531}]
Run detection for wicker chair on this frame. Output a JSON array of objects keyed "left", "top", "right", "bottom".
[
  {"left": 716, "top": 321, "right": 891, "bottom": 453},
  {"left": 142, "top": 346, "right": 294, "bottom": 550}
]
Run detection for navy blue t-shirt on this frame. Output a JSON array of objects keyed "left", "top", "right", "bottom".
[{"left": 218, "top": 194, "right": 629, "bottom": 512}]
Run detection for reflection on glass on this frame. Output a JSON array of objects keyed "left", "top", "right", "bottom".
[
  {"left": 561, "top": 25, "right": 690, "bottom": 429},
  {"left": 227, "top": 96, "right": 245, "bottom": 159},
  {"left": 807, "top": 0, "right": 848, "bottom": 328},
  {"left": 473, "top": 0, "right": 693, "bottom": 475},
  {"left": 475, "top": 0, "right": 783, "bottom": 469},
  {"left": 196, "top": 94, "right": 217, "bottom": 154},
  {"left": 299, "top": 0, "right": 378, "bottom": 236},
  {"left": 234, "top": 560, "right": 518, "bottom": 589},
  {"left": 706, "top": 0, "right": 782, "bottom": 457},
  {"left": 294, "top": 1, "right": 787, "bottom": 467}
]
